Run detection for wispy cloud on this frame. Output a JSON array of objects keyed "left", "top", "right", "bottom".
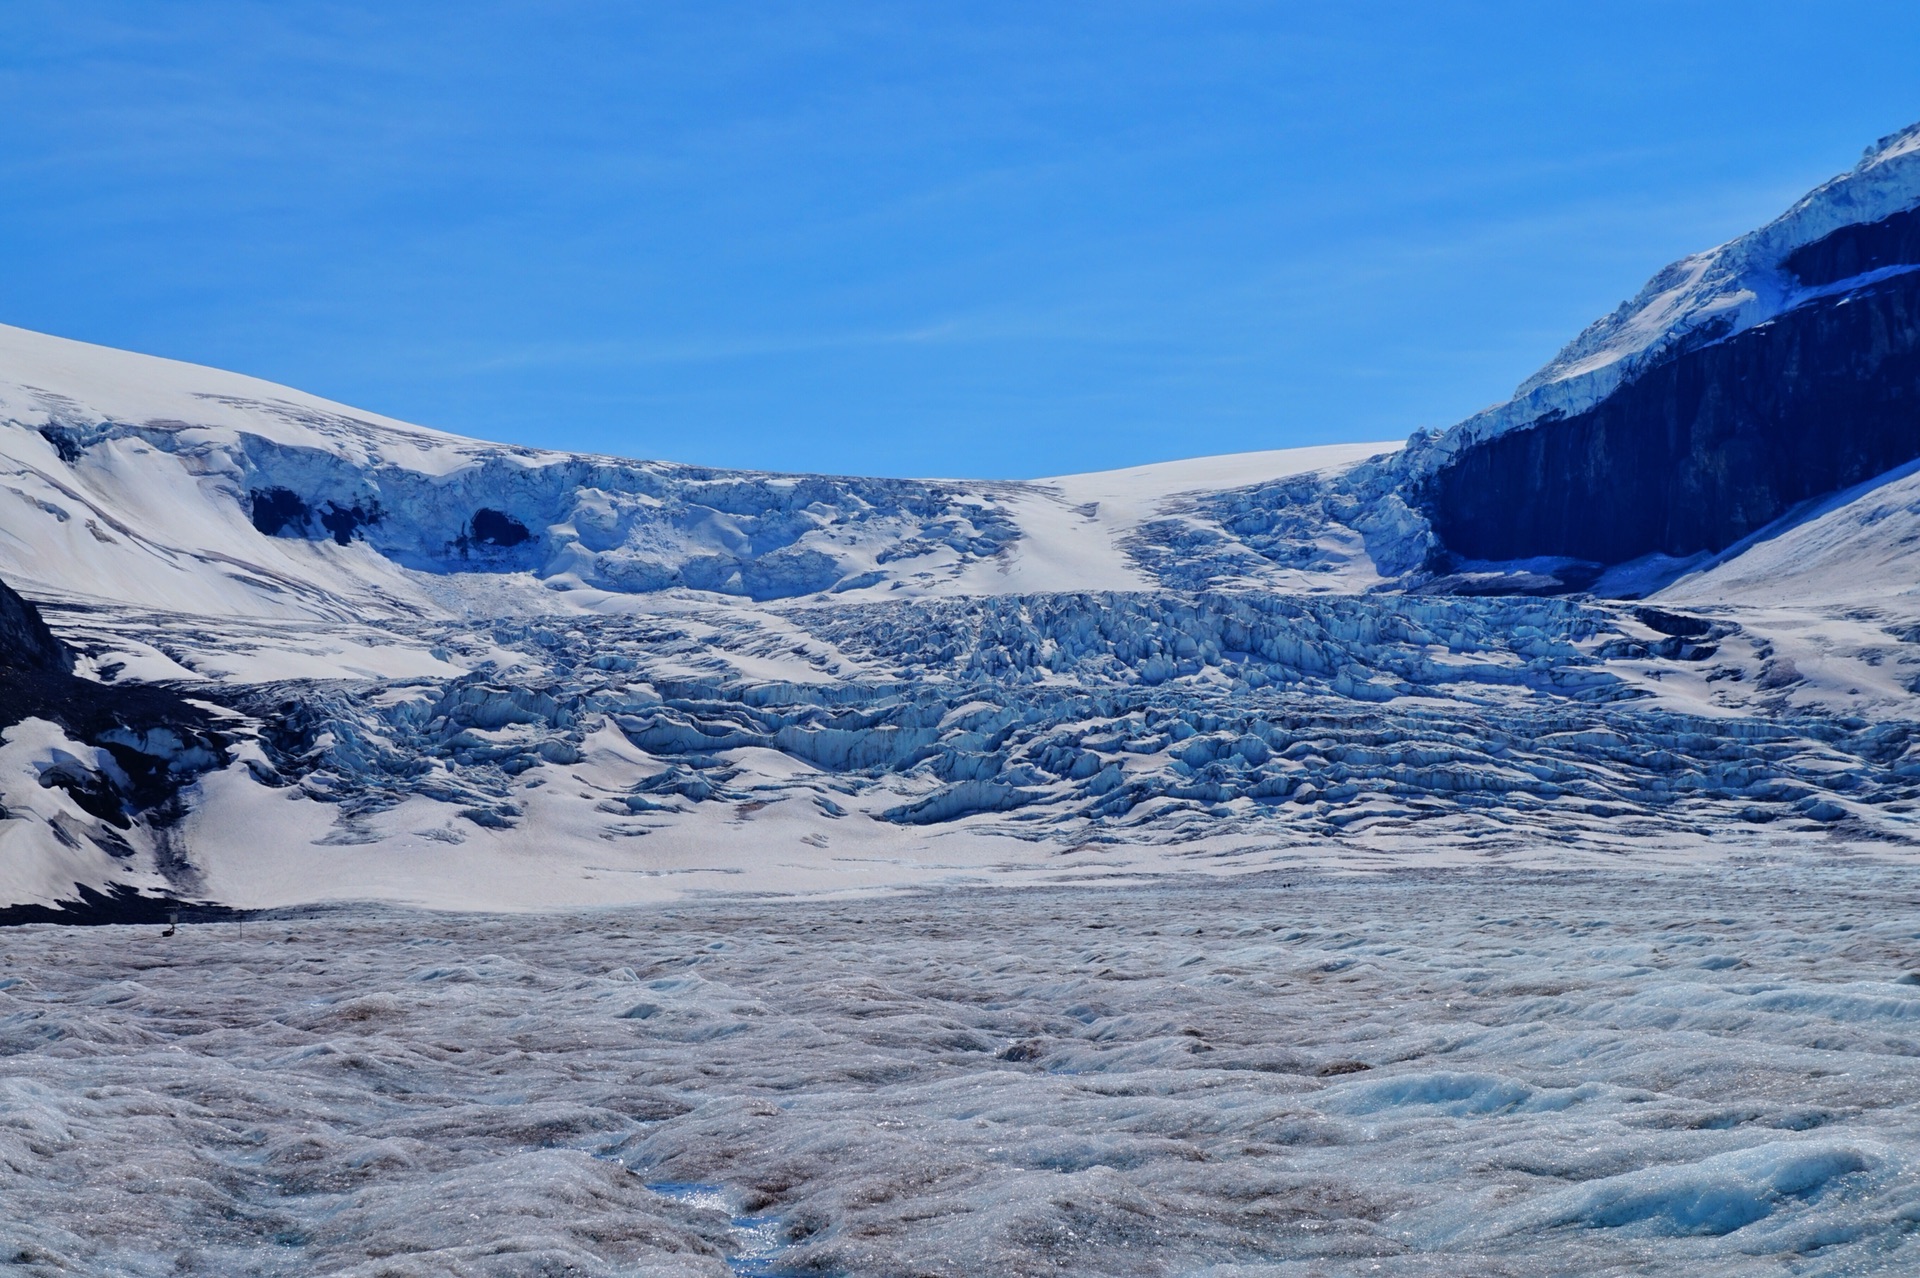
[{"left": 455, "top": 320, "right": 981, "bottom": 373}]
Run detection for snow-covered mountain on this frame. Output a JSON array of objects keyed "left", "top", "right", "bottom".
[
  {"left": 0, "top": 322, "right": 1398, "bottom": 620},
  {"left": 1447, "top": 125, "right": 1920, "bottom": 455},
  {"left": 1411, "top": 122, "right": 1920, "bottom": 587},
  {"left": 10, "top": 121, "right": 1920, "bottom": 915}
]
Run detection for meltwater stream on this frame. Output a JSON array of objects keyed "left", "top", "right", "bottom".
[
  {"left": 640, "top": 1183, "right": 809, "bottom": 1277},
  {"left": 2, "top": 863, "right": 1919, "bottom": 1275}
]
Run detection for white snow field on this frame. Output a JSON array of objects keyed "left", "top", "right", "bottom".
[
  {"left": 0, "top": 320, "right": 1397, "bottom": 622},
  {"left": 3, "top": 864, "right": 1919, "bottom": 1276}
]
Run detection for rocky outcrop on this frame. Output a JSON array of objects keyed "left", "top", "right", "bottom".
[
  {"left": 0, "top": 585, "right": 228, "bottom": 860},
  {"left": 0, "top": 575, "right": 73, "bottom": 676},
  {"left": 1427, "top": 264, "right": 1920, "bottom": 567}
]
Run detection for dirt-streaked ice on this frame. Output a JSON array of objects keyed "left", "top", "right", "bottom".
[{"left": 2, "top": 865, "right": 1917, "bottom": 1275}]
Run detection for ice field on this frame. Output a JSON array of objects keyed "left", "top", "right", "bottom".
[{"left": 4, "top": 862, "right": 1919, "bottom": 1276}]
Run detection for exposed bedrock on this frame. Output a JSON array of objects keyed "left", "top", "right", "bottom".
[
  {"left": 1784, "top": 205, "right": 1920, "bottom": 289},
  {"left": 1428, "top": 263, "right": 1920, "bottom": 566},
  {"left": 0, "top": 574, "right": 73, "bottom": 676},
  {"left": 0, "top": 583, "right": 229, "bottom": 885}
]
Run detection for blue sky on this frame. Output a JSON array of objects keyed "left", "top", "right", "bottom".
[{"left": 1, "top": 3, "right": 1917, "bottom": 478}]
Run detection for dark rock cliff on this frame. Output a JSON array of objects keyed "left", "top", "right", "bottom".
[
  {"left": 0, "top": 584, "right": 228, "bottom": 839},
  {"left": 0, "top": 574, "right": 74, "bottom": 676},
  {"left": 1426, "top": 214, "right": 1920, "bottom": 567},
  {"left": 0, "top": 580, "right": 246, "bottom": 924}
]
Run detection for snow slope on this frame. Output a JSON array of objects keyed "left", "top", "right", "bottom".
[
  {"left": 1656, "top": 458, "right": 1920, "bottom": 608},
  {"left": 0, "top": 322, "right": 1402, "bottom": 620},
  {"left": 972, "top": 443, "right": 1391, "bottom": 595}
]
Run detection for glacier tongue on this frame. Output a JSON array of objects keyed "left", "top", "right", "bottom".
[
  {"left": 25, "top": 583, "right": 1911, "bottom": 913},
  {"left": 7, "top": 246, "right": 1920, "bottom": 909},
  {"left": 6, "top": 867, "right": 1920, "bottom": 1276}
]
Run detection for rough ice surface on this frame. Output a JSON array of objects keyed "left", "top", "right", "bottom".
[
  {"left": 3, "top": 130, "right": 1920, "bottom": 913},
  {"left": 12, "top": 546, "right": 1920, "bottom": 915},
  {"left": 15, "top": 582, "right": 1918, "bottom": 915},
  {"left": 3, "top": 865, "right": 1919, "bottom": 1275}
]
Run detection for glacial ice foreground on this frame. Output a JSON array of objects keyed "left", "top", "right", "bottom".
[{"left": 3, "top": 865, "right": 1919, "bottom": 1276}]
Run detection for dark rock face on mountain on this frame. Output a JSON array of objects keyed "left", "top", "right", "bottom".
[
  {"left": 1784, "top": 205, "right": 1920, "bottom": 289},
  {"left": 0, "top": 579, "right": 233, "bottom": 920},
  {"left": 0, "top": 574, "right": 73, "bottom": 675},
  {"left": 0, "top": 583, "right": 227, "bottom": 829},
  {"left": 1427, "top": 262, "right": 1920, "bottom": 566}
]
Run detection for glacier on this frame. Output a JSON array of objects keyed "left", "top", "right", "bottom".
[
  {"left": 8, "top": 175, "right": 1920, "bottom": 911},
  {"left": 5, "top": 113, "right": 1920, "bottom": 1278},
  {"left": 4, "top": 866, "right": 1920, "bottom": 1275}
]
